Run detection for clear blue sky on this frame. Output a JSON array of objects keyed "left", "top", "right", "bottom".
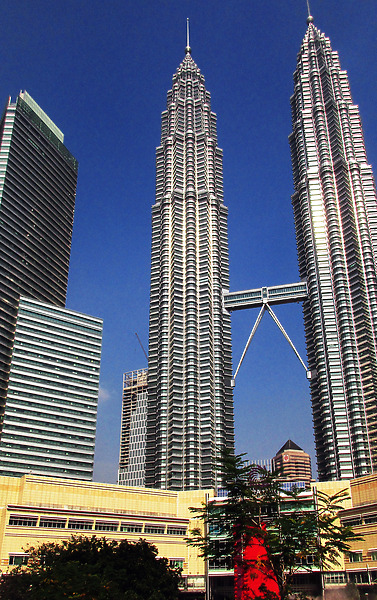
[{"left": 2, "top": 1, "right": 376, "bottom": 483}]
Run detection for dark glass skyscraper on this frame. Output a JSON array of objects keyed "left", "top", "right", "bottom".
[
  {"left": 0, "top": 91, "right": 77, "bottom": 422},
  {"left": 290, "top": 17, "right": 377, "bottom": 480},
  {"left": 146, "top": 44, "right": 233, "bottom": 490}
]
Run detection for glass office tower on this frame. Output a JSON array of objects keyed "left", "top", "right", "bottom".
[
  {"left": 0, "top": 91, "right": 77, "bottom": 420},
  {"left": 146, "top": 44, "right": 233, "bottom": 490},
  {"left": 0, "top": 91, "right": 102, "bottom": 478},
  {"left": 290, "top": 17, "right": 377, "bottom": 480}
]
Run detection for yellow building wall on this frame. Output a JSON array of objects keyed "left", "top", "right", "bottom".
[
  {"left": 342, "top": 474, "right": 377, "bottom": 573},
  {"left": 0, "top": 474, "right": 212, "bottom": 581},
  {"left": 312, "top": 479, "right": 352, "bottom": 571},
  {"left": 350, "top": 474, "right": 377, "bottom": 507}
]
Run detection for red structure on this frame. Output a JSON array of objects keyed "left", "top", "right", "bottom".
[{"left": 234, "top": 525, "right": 280, "bottom": 600}]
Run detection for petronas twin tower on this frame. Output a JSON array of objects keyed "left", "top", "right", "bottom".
[
  {"left": 291, "top": 17, "right": 377, "bottom": 481},
  {"left": 144, "top": 15, "right": 377, "bottom": 489},
  {"left": 146, "top": 42, "right": 233, "bottom": 490}
]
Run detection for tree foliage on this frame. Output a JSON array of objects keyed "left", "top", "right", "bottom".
[
  {"left": 0, "top": 535, "right": 182, "bottom": 600},
  {"left": 188, "top": 450, "right": 361, "bottom": 600}
]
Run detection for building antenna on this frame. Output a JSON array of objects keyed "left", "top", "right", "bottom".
[
  {"left": 135, "top": 332, "right": 148, "bottom": 362},
  {"left": 306, "top": 0, "right": 314, "bottom": 23},
  {"left": 186, "top": 18, "right": 191, "bottom": 54}
]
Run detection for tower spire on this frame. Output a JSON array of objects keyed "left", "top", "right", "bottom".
[
  {"left": 306, "top": 0, "right": 314, "bottom": 24},
  {"left": 185, "top": 18, "right": 191, "bottom": 54}
]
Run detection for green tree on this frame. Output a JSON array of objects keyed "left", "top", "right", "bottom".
[
  {"left": 0, "top": 535, "right": 182, "bottom": 600},
  {"left": 188, "top": 450, "right": 361, "bottom": 600}
]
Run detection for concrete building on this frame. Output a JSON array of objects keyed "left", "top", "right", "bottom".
[
  {"left": 118, "top": 369, "right": 147, "bottom": 486},
  {"left": 0, "top": 297, "right": 102, "bottom": 480},
  {"left": 328, "top": 474, "right": 377, "bottom": 590},
  {"left": 146, "top": 36, "right": 233, "bottom": 490},
  {"left": 0, "top": 473, "right": 210, "bottom": 596},
  {"left": 289, "top": 15, "right": 377, "bottom": 480}
]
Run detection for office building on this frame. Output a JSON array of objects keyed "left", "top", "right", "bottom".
[
  {"left": 146, "top": 39, "right": 233, "bottom": 490},
  {"left": 272, "top": 440, "right": 312, "bottom": 488},
  {"left": 289, "top": 16, "right": 377, "bottom": 480},
  {"left": 118, "top": 369, "right": 147, "bottom": 486},
  {"left": 0, "top": 91, "right": 103, "bottom": 478},
  {"left": 0, "top": 297, "right": 102, "bottom": 480},
  {"left": 0, "top": 91, "right": 77, "bottom": 418}
]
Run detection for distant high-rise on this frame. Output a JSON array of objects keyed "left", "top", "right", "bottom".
[
  {"left": 272, "top": 440, "right": 312, "bottom": 487},
  {"left": 145, "top": 39, "right": 233, "bottom": 490},
  {"left": 118, "top": 369, "right": 147, "bottom": 486},
  {"left": 0, "top": 91, "right": 102, "bottom": 478},
  {"left": 290, "top": 17, "right": 377, "bottom": 480},
  {"left": 0, "top": 91, "right": 77, "bottom": 419}
]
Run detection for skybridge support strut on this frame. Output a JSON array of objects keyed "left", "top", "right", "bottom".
[{"left": 231, "top": 302, "right": 311, "bottom": 387}]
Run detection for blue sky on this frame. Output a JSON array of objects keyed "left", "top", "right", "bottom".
[{"left": 2, "top": 0, "right": 377, "bottom": 483}]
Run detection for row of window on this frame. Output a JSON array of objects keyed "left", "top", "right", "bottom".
[
  {"left": 8, "top": 554, "right": 184, "bottom": 568},
  {"left": 348, "top": 550, "right": 377, "bottom": 562},
  {"left": 8, "top": 515, "right": 187, "bottom": 536}
]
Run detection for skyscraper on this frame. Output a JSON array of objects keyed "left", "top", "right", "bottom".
[
  {"left": 0, "top": 297, "right": 102, "bottom": 479},
  {"left": 0, "top": 91, "right": 102, "bottom": 478},
  {"left": 290, "top": 16, "right": 377, "bottom": 480},
  {"left": 145, "top": 38, "right": 233, "bottom": 490},
  {"left": 0, "top": 91, "right": 77, "bottom": 419}
]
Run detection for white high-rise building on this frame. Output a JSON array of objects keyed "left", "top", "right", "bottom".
[
  {"left": 0, "top": 297, "right": 102, "bottom": 479},
  {"left": 290, "top": 15, "right": 377, "bottom": 480},
  {"left": 145, "top": 39, "right": 233, "bottom": 490}
]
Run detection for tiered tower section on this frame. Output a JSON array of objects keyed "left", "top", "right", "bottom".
[
  {"left": 146, "top": 46, "right": 233, "bottom": 490},
  {"left": 290, "top": 18, "right": 377, "bottom": 480}
]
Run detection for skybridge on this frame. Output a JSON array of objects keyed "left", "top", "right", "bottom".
[
  {"left": 223, "top": 281, "right": 312, "bottom": 385},
  {"left": 223, "top": 281, "right": 308, "bottom": 312}
]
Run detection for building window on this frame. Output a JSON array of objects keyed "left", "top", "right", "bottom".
[
  {"left": 167, "top": 526, "right": 187, "bottom": 536},
  {"left": 169, "top": 559, "right": 184, "bottom": 569},
  {"left": 369, "top": 551, "right": 377, "bottom": 561},
  {"left": 144, "top": 525, "right": 165, "bottom": 535},
  {"left": 324, "top": 572, "right": 347, "bottom": 584},
  {"left": 95, "top": 522, "right": 118, "bottom": 531},
  {"left": 67, "top": 520, "right": 93, "bottom": 530},
  {"left": 9, "top": 553, "right": 29, "bottom": 566},
  {"left": 9, "top": 515, "right": 38, "bottom": 527},
  {"left": 39, "top": 518, "right": 66, "bottom": 528},
  {"left": 348, "top": 552, "right": 362, "bottom": 563},
  {"left": 120, "top": 523, "right": 143, "bottom": 533}
]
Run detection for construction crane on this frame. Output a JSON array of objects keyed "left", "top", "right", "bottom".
[{"left": 135, "top": 332, "right": 148, "bottom": 362}]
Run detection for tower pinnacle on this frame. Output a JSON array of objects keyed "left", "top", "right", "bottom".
[
  {"left": 306, "top": 0, "right": 314, "bottom": 24},
  {"left": 185, "top": 18, "right": 191, "bottom": 54}
]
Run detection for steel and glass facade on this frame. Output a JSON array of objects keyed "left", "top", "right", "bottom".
[
  {"left": 146, "top": 46, "right": 233, "bottom": 490},
  {"left": 290, "top": 18, "right": 377, "bottom": 480},
  {"left": 0, "top": 297, "right": 102, "bottom": 479},
  {"left": 0, "top": 91, "right": 77, "bottom": 419}
]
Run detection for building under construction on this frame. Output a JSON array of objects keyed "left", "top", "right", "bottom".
[{"left": 118, "top": 369, "right": 147, "bottom": 486}]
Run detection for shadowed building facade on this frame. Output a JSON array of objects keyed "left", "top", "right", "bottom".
[
  {"left": 146, "top": 41, "right": 233, "bottom": 490},
  {"left": 0, "top": 91, "right": 77, "bottom": 423},
  {"left": 290, "top": 17, "right": 377, "bottom": 480},
  {"left": 0, "top": 91, "right": 102, "bottom": 479}
]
